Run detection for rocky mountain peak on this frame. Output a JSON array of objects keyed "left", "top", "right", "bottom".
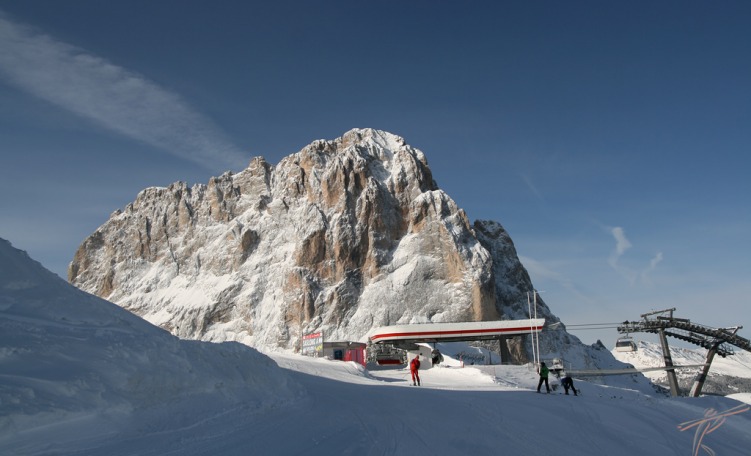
[{"left": 69, "top": 129, "right": 574, "bottom": 362}]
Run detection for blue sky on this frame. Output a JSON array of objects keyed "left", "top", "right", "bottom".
[{"left": 1, "top": 1, "right": 749, "bottom": 349}]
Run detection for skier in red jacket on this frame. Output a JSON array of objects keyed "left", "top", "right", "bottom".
[{"left": 410, "top": 355, "right": 421, "bottom": 386}]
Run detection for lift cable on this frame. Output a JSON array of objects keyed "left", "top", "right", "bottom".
[
  {"left": 563, "top": 322, "right": 623, "bottom": 327},
  {"left": 728, "top": 355, "right": 751, "bottom": 372},
  {"left": 565, "top": 326, "right": 620, "bottom": 331},
  {"left": 553, "top": 322, "right": 622, "bottom": 331}
]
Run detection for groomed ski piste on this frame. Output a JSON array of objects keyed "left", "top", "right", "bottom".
[{"left": 2, "top": 237, "right": 751, "bottom": 456}]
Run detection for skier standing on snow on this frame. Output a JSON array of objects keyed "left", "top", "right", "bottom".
[
  {"left": 410, "top": 355, "right": 421, "bottom": 386},
  {"left": 561, "top": 373, "right": 578, "bottom": 396},
  {"left": 537, "top": 361, "right": 550, "bottom": 393}
]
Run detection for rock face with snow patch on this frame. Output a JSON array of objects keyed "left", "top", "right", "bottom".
[{"left": 69, "top": 129, "right": 563, "bottom": 359}]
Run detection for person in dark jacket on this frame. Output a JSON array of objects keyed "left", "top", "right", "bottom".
[
  {"left": 561, "top": 373, "right": 578, "bottom": 396},
  {"left": 431, "top": 349, "right": 444, "bottom": 366},
  {"left": 410, "top": 355, "right": 421, "bottom": 386},
  {"left": 537, "top": 362, "right": 550, "bottom": 393}
]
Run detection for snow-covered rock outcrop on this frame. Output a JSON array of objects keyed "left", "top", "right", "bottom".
[{"left": 69, "top": 129, "right": 583, "bottom": 362}]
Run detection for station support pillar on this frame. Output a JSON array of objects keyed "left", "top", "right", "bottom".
[{"left": 498, "top": 337, "right": 511, "bottom": 364}]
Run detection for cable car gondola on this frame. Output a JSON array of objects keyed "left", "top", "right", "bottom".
[{"left": 614, "top": 336, "right": 637, "bottom": 352}]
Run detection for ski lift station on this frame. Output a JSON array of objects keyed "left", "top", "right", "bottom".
[
  {"left": 302, "top": 318, "right": 546, "bottom": 369},
  {"left": 301, "top": 332, "right": 367, "bottom": 366},
  {"left": 363, "top": 318, "right": 545, "bottom": 367},
  {"left": 302, "top": 291, "right": 548, "bottom": 370}
]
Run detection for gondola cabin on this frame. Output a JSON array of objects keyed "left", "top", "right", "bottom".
[{"left": 615, "top": 336, "right": 637, "bottom": 352}]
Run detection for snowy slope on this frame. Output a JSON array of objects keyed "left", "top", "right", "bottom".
[
  {"left": 613, "top": 340, "right": 751, "bottom": 395},
  {"left": 0, "top": 238, "right": 300, "bottom": 452},
  {"left": 3, "top": 239, "right": 751, "bottom": 455}
]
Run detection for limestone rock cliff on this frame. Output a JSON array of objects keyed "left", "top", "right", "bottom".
[{"left": 69, "top": 129, "right": 565, "bottom": 359}]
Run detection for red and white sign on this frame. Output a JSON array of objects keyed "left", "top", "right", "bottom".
[{"left": 302, "top": 331, "right": 323, "bottom": 356}]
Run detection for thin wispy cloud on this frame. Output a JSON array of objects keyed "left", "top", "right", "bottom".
[
  {"left": 520, "top": 255, "right": 566, "bottom": 283},
  {"left": 640, "top": 251, "right": 663, "bottom": 284},
  {"left": 608, "top": 226, "right": 632, "bottom": 269},
  {"left": 519, "top": 173, "right": 544, "bottom": 201},
  {"left": 0, "top": 11, "right": 247, "bottom": 171},
  {"left": 606, "top": 226, "right": 663, "bottom": 286},
  {"left": 519, "top": 255, "right": 594, "bottom": 305}
]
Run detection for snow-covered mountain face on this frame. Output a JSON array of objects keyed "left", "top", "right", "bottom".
[
  {"left": 69, "top": 128, "right": 578, "bottom": 361},
  {"left": 613, "top": 340, "right": 751, "bottom": 395}
]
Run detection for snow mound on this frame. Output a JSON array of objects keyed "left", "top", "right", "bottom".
[
  {"left": 728, "top": 393, "right": 751, "bottom": 405},
  {"left": 0, "top": 238, "right": 301, "bottom": 450}
]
